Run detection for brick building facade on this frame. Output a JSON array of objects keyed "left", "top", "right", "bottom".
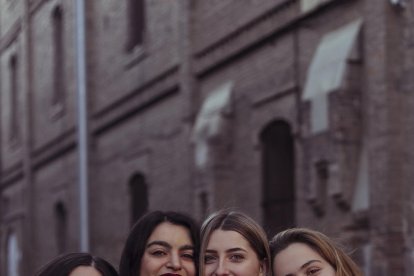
[{"left": 0, "top": 0, "right": 413, "bottom": 275}]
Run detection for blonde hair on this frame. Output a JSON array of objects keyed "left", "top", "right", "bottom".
[
  {"left": 199, "top": 209, "right": 271, "bottom": 275},
  {"left": 270, "top": 228, "right": 363, "bottom": 276}
]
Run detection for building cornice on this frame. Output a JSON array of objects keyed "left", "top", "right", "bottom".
[{"left": 194, "top": 0, "right": 345, "bottom": 77}]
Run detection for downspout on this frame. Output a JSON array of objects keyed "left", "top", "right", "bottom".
[
  {"left": 75, "top": 0, "right": 89, "bottom": 252},
  {"left": 293, "top": 24, "right": 302, "bottom": 137},
  {"left": 22, "top": 0, "right": 34, "bottom": 274}
]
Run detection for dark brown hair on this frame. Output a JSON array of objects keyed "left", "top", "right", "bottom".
[
  {"left": 35, "top": 252, "right": 118, "bottom": 276},
  {"left": 119, "top": 210, "right": 200, "bottom": 276}
]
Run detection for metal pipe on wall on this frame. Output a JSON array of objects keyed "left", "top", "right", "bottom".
[
  {"left": 75, "top": 0, "right": 89, "bottom": 252},
  {"left": 22, "top": 0, "right": 35, "bottom": 273}
]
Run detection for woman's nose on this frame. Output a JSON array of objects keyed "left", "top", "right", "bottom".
[
  {"left": 166, "top": 253, "right": 182, "bottom": 271},
  {"left": 214, "top": 260, "right": 230, "bottom": 275}
]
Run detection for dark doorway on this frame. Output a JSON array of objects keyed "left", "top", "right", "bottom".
[{"left": 260, "top": 120, "right": 295, "bottom": 235}]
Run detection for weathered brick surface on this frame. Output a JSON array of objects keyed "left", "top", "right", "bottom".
[
  {"left": 1, "top": 0, "right": 413, "bottom": 275},
  {"left": 194, "top": 0, "right": 288, "bottom": 53},
  {"left": 89, "top": 0, "right": 181, "bottom": 112},
  {"left": 0, "top": 0, "right": 23, "bottom": 37},
  {"left": 30, "top": 0, "right": 77, "bottom": 150},
  {"left": 0, "top": 36, "right": 24, "bottom": 170},
  {"left": 31, "top": 151, "right": 79, "bottom": 270}
]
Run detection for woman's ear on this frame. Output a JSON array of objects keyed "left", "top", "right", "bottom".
[{"left": 259, "top": 259, "right": 268, "bottom": 276}]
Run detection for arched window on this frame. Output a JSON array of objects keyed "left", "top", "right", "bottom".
[
  {"left": 260, "top": 120, "right": 295, "bottom": 235},
  {"left": 6, "top": 231, "right": 21, "bottom": 276},
  {"left": 9, "top": 55, "right": 19, "bottom": 143},
  {"left": 129, "top": 173, "right": 148, "bottom": 225},
  {"left": 126, "top": 0, "right": 145, "bottom": 51},
  {"left": 55, "top": 202, "right": 67, "bottom": 253},
  {"left": 199, "top": 191, "right": 209, "bottom": 219},
  {"left": 51, "top": 6, "right": 65, "bottom": 111}
]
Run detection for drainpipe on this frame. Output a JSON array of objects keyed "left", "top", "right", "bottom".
[
  {"left": 22, "top": 0, "right": 35, "bottom": 274},
  {"left": 75, "top": 0, "right": 89, "bottom": 252}
]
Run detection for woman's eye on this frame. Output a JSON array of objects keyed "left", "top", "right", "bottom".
[
  {"left": 151, "top": 250, "right": 167, "bottom": 257},
  {"left": 229, "top": 254, "right": 244, "bottom": 262},
  {"left": 306, "top": 267, "right": 321, "bottom": 275},
  {"left": 204, "top": 255, "right": 217, "bottom": 264},
  {"left": 181, "top": 252, "right": 194, "bottom": 259}
]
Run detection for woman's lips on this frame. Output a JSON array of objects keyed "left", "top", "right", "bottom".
[{"left": 160, "top": 274, "right": 181, "bottom": 276}]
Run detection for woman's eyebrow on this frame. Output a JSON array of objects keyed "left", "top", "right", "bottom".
[
  {"left": 300, "top": 260, "right": 322, "bottom": 269},
  {"left": 146, "top": 240, "right": 171, "bottom": 249},
  {"left": 226, "top": 247, "right": 247, "bottom": 253},
  {"left": 205, "top": 247, "right": 247, "bottom": 254},
  {"left": 180, "top": 244, "right": 194, "bottom": 250}
]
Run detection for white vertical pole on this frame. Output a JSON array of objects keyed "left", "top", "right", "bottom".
[{"left": 75, "top": 0, "right": 89, "bottom": 252}]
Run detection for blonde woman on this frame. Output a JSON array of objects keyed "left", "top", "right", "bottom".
[{"left": 200, "top": 210, "right": 271, "bottom": 276}]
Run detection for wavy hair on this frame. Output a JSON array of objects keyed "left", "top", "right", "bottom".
[{"left": 270, "top": 228, "right": 363, "bottom": 276}]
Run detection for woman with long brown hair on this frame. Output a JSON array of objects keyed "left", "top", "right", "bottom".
[{"left": 270, "top": 228, "right": 363, "bottom": 276}]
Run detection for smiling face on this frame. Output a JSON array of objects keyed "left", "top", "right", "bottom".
[
  {"left": 139, "top": 222, "right": 196, "bottom": 276},
  {"left": 273, "top": 243, "right": 336, "bottom": 276},
  {"left": 69, "top": 266, "right": 102, "bottom": 276},
  {"left": 203, "top": 229, "right": 264, "bottom": 276}
]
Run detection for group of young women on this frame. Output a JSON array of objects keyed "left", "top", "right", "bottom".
[{"left": 35, "top": 210, "right": 363, "bottom": 276}]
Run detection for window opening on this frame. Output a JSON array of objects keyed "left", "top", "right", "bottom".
[{"left": 260, "top": 120, "right": 295, "bottom": 235}]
